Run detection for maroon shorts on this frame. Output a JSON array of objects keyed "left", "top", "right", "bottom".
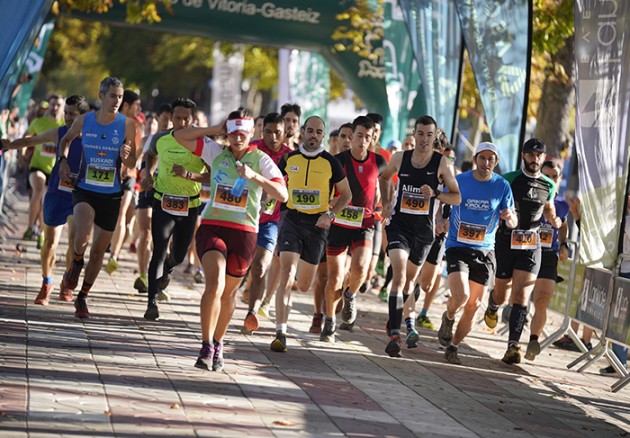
[{"left": 195, "top": 224, "right": 257, "bottom": 277}]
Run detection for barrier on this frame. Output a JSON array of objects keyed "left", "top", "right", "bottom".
[{"left": 607, "top": 254, "right": 630, "bottom": 392}]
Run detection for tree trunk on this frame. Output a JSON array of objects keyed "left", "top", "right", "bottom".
[{"left": 534, "top": 35, "right": 575, "bottom": 159}]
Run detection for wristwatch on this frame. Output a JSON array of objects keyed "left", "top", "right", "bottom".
[
  {"left": 326, "top": 210, "right": 336, "bottom": 220},
  {"left": 433, "top": 189, "right": 441, "bottom": 199}
]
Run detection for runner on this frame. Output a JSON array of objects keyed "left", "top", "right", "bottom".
[
  {"left": 280, "top": 103, "right": 301, "bottom": 149},
  {"left": 22, "top": 94, "right": 64, "bottom": 248},
  {"left": 321, "top": 116, "right": 386, "bottom": 342},
  {"left": 4, "top": 95, "right": 89, "bottom": 304},
  {"left": 133, "top": 103, "right": 172, "bottom": 293},
  {"left": 58, "top": 76, "right": 137, "bottom": 318},
  {"left": 172, "top": 108, "right": 287, "bottom": 371},
  {"left": 105, "top": 90, "right": 142, "bottom": 274},
  {"left": 483, "top": 138, "right": 560, "bottom": 364},
  {"left": 240, "top": 112, "right": 292, "bottom": 334},
  {"left": 379, "top": 115, "right": 460, "bottom": 357},
  {"left": 141, "top": 98, "right": 203, "bottom": 318},
  {"left": 524, "top": 159, "right": 569, "bottom": 361},
  {"left": 436, "top": 142, "right": 516, "bottom": 364},
  {"left": 336, "top": 123, "right": 353, "bottom": 153},
  {"left": 271, "top": 116, "right": 352, "bottom": 352}
]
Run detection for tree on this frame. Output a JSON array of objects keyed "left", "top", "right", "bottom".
[{"left": 55, "top": 0, "right": 171, "bottom": 24}]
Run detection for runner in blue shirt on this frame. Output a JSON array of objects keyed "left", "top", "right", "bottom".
[{"left": 437, "top": 142, "right": 517, "bottom": 364}]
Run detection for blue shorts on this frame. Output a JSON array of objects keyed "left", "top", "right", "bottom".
[
  {"left": 257, "top": 221, "right": 279, "bottom": 252},
  {"left": 43, "top": 191, "right": 74, "bottom": 227}
]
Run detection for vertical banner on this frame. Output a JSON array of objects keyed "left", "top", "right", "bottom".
[
  {"left": 13, "top": 20, "right": 55, "bottom": 116},
  {"left": 399, "top": 0, "right": 462, "bottom": 141},
  {"left": 210, "top": 43, "right": 244, "bottom": 125},
  {"left": 455, "top": 0, "right": 531, "bottom": 171},
  {"left": 382, "top": 0, "right": 421, "bottom": 145},
  {"left": 574, "top": 0, "right": 630, "bottom": 268},
  {"left": 289, "top": 50, "right": 330, "bottom": 125}
]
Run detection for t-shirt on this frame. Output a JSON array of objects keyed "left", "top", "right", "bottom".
[
  {"left": 252, "top": 139, "right": 292, "bottom": 224},
  {"left": 539, "top": 195, "right": 569, "bottom": 252},
  {"left": 500, "top": 169, "right": 555, "bottom": 232},
  {"left": 195, "top": 138, "right": 283, "bottom": 233},
  {"left": 27, "top": 116, "right": 64, "bottom": 175},
  {"left": 446, "top": 171, "right": 514, "bottom": 251}
]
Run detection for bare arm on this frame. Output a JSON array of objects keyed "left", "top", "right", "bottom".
[
  {"left": 171, "top": 164, "right": 211, "bottom": 184},
  {"left": 378, "top": 151, "right": 403, "bottom": 218},
  {"left": 173, "top": 125, "right": 225, "bottom": 152},
  {"left": 120, "top": 118, "right": 137, "bottom": 168},
  {"left": 558, "top": 220, "right": 569, "bottom": 261},
  {"left": 5, "top": 128, "right": 58, "bottom": 150},
  {"left": 432, "top": 156, "right": 461, "bottom": 206},
  {"left": 543, "top": 201, "right": 561, "bottom": 228},
  {"left": 59, "top": 116, "right": 84, "bottom": 159},
  {"left": 315, "top": 177, "right": 352, "bottom": 230},
  {"left": 237, "top": 163, "right": 287, "bottom": 203}
]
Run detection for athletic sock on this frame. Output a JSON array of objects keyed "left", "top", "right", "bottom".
[
  {"left": 388, "top": 292, "right": 403, "bottom": 336},
  {"left": 77, "top": 292, "right": 88, "bottom": 301},
  {"left": 419, "top": 308, "right": 427, "bottom": 318},
  {"left": 43, "top": 276, "right": 53, "bottom": 285},
  {"left": 405, "top": 317, "right": 414, "bottom": 331},
  {"left": 508, "top": 304, "right": 528, "bottom": 344},
  {"left": 202, "top": 340, "right": 211, "bottom": 348},
  {"left": 276, "top": 323, "right": 287, "bottom": 334},
  {"left": 529, "top": 334, "right": 539, "bottom": 342},
  {"left": 488, "top": 291, "right": 500, "bottom": 312}
]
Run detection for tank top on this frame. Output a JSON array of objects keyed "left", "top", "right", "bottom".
[{"left": 48, "top": 125, "right": 83, "bottom": 198}]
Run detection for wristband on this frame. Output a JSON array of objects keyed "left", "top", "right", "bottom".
[{"left": 433, "top": 189, "right": 441, "bottom": 199}]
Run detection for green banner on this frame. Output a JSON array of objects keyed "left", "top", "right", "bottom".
[
  {"left": 13, "top": 20, "right": 55, "bottom": 116},
  {"left": 548, "top": 260, "right": 585, "bottom": 317}
]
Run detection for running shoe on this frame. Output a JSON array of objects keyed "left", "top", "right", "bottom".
[
  {"left": 74, "top": 299, "right": 90, "bottom": 319},
  {"left": 157, "top": 261, "right": 172, "bottom": 290},
  {"left": 258, "top": 301, "right": 270, "bottom": 318},
  {"left": 359, "top": 282, "right": 368, "bottom": 294},
  {"left": 416, "top": 314, "right": 434, "bottom": 330},
  {"left": 193, "top": 269, "right": 204, "bottom": 284},
  {"left": 105, "top": 258, "right": 119, "bottom": 275},
  {"left": 144, "top": 301, "right": 159, "bottom": 320},
  {"left": 133, "top": 276, "right": 148, "bottom": 293},
  {"left": 270, "top": 332, "right": 288, "bottom": 352},
  {"left": 405, "top": 328, "right": 420, "bottom": 349},
  {"left": 445, "top": 345, "right": 462, "bottom": 365},
  {"left": 501, "top": 344, "right": 521, "bottom": 365},
  {"left": 338, "top": 321, "right": 354, "bottom": 331},
  {"left": 212, "top": 340, "right": 224, "bottom": 372},
  {"left": 308, "top": 313, "right": 324, "bottom": 334},
  {"left": 36, "top": 233, "right": 44, "bottom": 250},
  {"left": 320, "top": 319, "right": 336, "bottom": 343},
  {"left": 65, "top": 258, "right": 84, "bottom": 290},
  {"left": 524, "top": 339, "right": 541, "bottom": 361},
  {"left": 241, "top": 312, "right": 259, "bottom": 335},
  {"left": 385, "top": 319, "right": 391, "bottom": 337},
  {"left": 59, "top": 277, "right": 73, "bottom": 302},
  {"left": 599, "top": 366, "right": 620, "bottom": 376},
  {"left": 22, "top": 228, "right": 33, "bottom": 241},
  {"left": 341, "top": 292, "right": 357, "bottom": 324},
  {"left": 34, "top": 283, "right": 52, "bottom": 306},
  {"left": 378, "top": 287, "right": 388, "bottom": 302},
  {"left": 194, "top": 343, "right": 214, "bottom": 370},
  {"left": 484, "top": 307, "right": 498, "bottom": 329},
  {"left": 157, "top": 289, "right": 170, "bottom": 302},
  {"left": 437, "top": 311, "right": 454, "bottom": 346},
  {"left": 385, "top": 335, "right": 402, "bottom": 357},
  {"left": 128, "top": 242, "right": 137, "bottom": 254}
]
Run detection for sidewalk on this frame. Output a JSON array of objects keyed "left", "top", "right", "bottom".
[{"left": 1, "top": 197, "right": 629, "bottom": 437}]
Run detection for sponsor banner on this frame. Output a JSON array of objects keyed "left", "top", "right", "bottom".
[
  {"left": 575, "top": 267, "right": 613, "bottom": 331},
  {"left": 574, "top": 1, "right": 630, "bottom": 268},
  {"left": 289, "top": 50, "right": 329, "bottom": 125},
  {"left": 399, "top": 0, "right": 462, "bottom": 140},
  {"left": 210, "top": 43, "right": 244, "bottom": 126},
  {"left": 607, "top": 276, "right": 630, "bottom": 346},
  {"left": 13, "top": 21, "right": 55, "bottom": 117},
  {"left": 454, "top": 0, "right": 531, "bottom": 171},
  {"left": 548, "top": 260, "right": 585, "bottom": 317}
]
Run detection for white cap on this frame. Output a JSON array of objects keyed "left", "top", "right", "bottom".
[{"left": 475, "top": 142, "right": 499, "bottom": 157}]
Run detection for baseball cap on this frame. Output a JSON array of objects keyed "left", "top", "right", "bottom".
[
  {"left": 522, "top": 138, "right": 546, "bottom": 153},
  {"left": 475, "top": 141, "right": 499, "bottom": 157},
  {"left": 226, "top": 118, "right": 254, "bottom": 135},
  {"left": 387, "top": 139, "right": 402, "bottom": 150}
]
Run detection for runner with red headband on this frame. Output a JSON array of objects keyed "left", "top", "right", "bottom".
[{"left": 173, "top": 108, "right": 288, "bottom": 372}]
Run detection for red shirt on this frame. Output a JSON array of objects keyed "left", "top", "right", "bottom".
[{"left": 252, "top": 139, "right": 292, "bottom": 224}]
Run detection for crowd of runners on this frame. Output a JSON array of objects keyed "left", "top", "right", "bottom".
[{"left": 2, "top": 75, "right": 626, "bottom": 375}]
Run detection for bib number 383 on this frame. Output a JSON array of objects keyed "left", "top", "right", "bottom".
[{"left": 162, "top": 194, "right": 189, "bottom": 217}]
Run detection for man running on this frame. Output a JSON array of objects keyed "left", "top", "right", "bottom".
[
  {"left": 4, "top": 95, "right": 89, "bottom": 304},
  {"left": 240, "top": 112, "right": 292, "bottom": 334},
  {"left": 58, "top": 76, "right": 137, "bottom": 318},
  {"left": 484, "top": 138, "right": 560, "bottom": 364},
  {"left": 141, "top": 98, "right": 202, "bottom": 319},
  {"left": 271, "top": 116, "right": 352, "bottom": 352},
  {"left": 280, "top": 103, "right": 301, "bottom": 149},
  {"left": 379, "top": 115, "right": 460, "bottom": 357},
  {"left": 436, "top": 142, "right": 516, "bottom": 364},
  {"left": 320, "top": 116, "right": 386, "bottom": 342}
]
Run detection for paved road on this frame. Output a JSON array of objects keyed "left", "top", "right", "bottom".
[{"left": 0, "top": 197, "right": 629, "bottom": 437}]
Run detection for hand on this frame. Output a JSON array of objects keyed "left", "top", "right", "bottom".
[
  {"left": 59, "top": 159, "right": 72, "bottom": 185},
  {"left": 171, "top": 164, "right": 187, "bottom": 178},
  {"left": 435, "top": 219, "right": 449, "bottom": 235},
  {"left": 1, "top": 139, "right": 9, "bottom": 151},
  {"left": 550, "top": 215, "right": 562, "bottom": 229},
  {"left": 236, "top": 162, "right": 257, "bottom": 180},
  {"left": 420, "top": 184, "right": 434, "bottom": 198},
  {"left": 120, "top": 141, "right": 132, "bottom": 161},
  {"left": 499, "top": 208, "right": 515, "bottom": 222},
  {"left": 140, "top": 173, "right": 154, "bottom": 191},
  {"left": 380, "top": 204, "right": 391, "bottom": 222},
  {"left": 315, "top": 213, "right": 332, "bottom": 230},
  {"left": 567, "top": 196, "right": 581, "bottom": 221},
  {"left": 559, "top": 244, "right": 569, "bottom": 261}
]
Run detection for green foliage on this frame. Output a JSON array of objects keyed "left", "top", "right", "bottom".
[
  {"left": 332, "top": 0, "right": 384, "bottom": 60},
  {"left": 532, "top": 0, "right": 574, "bottom": 57},
  {"left": 55, "top": 0, "right": 172, "bottom": 23}
]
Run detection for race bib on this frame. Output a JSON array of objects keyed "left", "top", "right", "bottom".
[
  {"left": 40, "top": 142, "right": 57, "bottom": 158},
  {"left": 213, "top": 184, "right": 248, "bottom": 212},
  {"left": 511, "top": 229, "right": 538, "bottom": 250},
  {"left": 199, "top": 184, "right": 211, "bottom": 204},
  {"left": 334, "top": 205, "right": 364, "bottom": 228},
  {"left": 262, "top": 198, "right": 277, "bottom": 216},
  {"left": 161, "top": 194, "right": 189, "bottom": 217},
  {"left": 539, "top": 225, "right": 554, "bottom": 249},
  {"left": 291, "top": 189, "right": 320, "bottom": 210},
  {"left": 400, "top": 191, "right": 429, "bottom": 215},
  {"left": 86, "top": 164, "right": 116, "bottom": 187},
  {"left": 456, "top": 222, "right": 487, "bottom": 245},
  {"left": 58, "top": 172, "right": 77, "bottom": 193}
]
